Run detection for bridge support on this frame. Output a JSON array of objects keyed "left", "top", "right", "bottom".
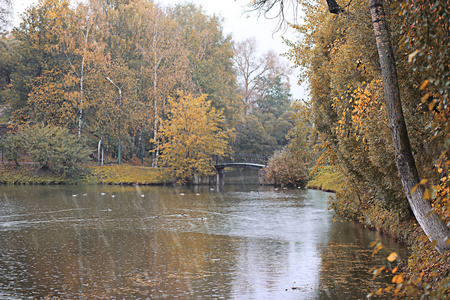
[{"left": 216, "top": 167, "right": 225, "bottom": 185}]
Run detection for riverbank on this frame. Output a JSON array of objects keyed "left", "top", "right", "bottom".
[
  {"left": 0, "top": 164, "right": 173, "bottom": 185},
  {"left": 306, "top": 166, "right": 343, "bottom": 193},
  {"left": 86, "top": 165, "right": 172, "bottom": 185},
  {"left": 308, "top": 167, "right": 450, "bottom": 298}
]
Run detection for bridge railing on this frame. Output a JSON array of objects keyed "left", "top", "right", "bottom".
[{"left": 213, "top": 153, "right": 269, "bottom": 165}]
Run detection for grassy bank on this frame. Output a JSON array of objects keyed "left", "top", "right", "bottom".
[
  {"left": 306, "top": 166, "right": 344, "bottom": 192},
  {"left": 86, "top": 164, "right": 172, "bottom": 185},
  {"left": 0, "top": 163, "right": 173, "bottom": 185},
  {"left": 0, "top": 164, "right": 73, "bottom": 184}
]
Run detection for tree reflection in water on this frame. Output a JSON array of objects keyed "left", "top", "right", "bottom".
[{"left": 0, "top": 181, "right": 405, "bottom": 299}]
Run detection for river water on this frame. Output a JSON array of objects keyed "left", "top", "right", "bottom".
[{"left": 0, "top": 170, "right": 406, "bottom": 299}]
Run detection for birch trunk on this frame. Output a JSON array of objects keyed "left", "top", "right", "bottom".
[{"left": 369, "top": 0, "right": 450, "bottom": 253}]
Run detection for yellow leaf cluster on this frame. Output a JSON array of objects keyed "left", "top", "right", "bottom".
[{"left": 158, "top": 91, "right": 233, "bottom": 183}]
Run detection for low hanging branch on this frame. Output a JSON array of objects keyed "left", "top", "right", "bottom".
[{"left": 326, "top": 0, "right": 344, "bottom": 14}]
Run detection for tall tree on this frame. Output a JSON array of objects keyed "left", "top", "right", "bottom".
[
  {"left": 169, "top": 3, "right": 242, "bottom": 124},
  {"left": 256, "top": 75, "right": 291, "bottom": 118},
  {"left": 159, "top": 91, "right": 233, "bottom": 184},
  {"left": 233, "top": 38, "right": 291, "bottom": 115},
  {"left": 368, "top": 0, "right": 450, "bottom": 252},
  {"left": 138, "top": 5, "right": 188, "bottom": 167},
  {"left": 252, "top": 0, "right": 450, "bottom": 253},
  {"left": 59, "top": 0, "right": 106, "bottom": 138},
  {"left": 8, "top": 0, "right": 72, "bottom": 125}
]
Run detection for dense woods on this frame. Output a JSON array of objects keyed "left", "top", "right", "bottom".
[{"left": 0, "top": 0, "right": 295, "bottom": 181}]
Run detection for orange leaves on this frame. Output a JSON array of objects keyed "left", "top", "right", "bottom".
[
  {"left": 392, "top": 273, "right": 405, "bottom": 284},
  {"left": 371, "top": 240, "right": 384, "bottom": 256},
  {"left": 387, "top": 252, "right": 398, "bottom": 262}
]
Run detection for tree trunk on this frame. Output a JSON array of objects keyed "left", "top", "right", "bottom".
[{"left": 369, "top": 0, "right": 450, "bottom": 253}]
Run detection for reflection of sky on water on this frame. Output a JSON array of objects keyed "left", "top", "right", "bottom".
[
  {"left": 224, "top": 189, "right": 330, "bottom": 300},
  {"left": 0, "top": 176, "right": 406, "bottom": 299}
]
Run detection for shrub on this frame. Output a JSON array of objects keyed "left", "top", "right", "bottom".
[
  {"left": 0, "top": 123, "right": 91, "bottom": 178},
  {"left": 0, "top": 131, "right": 23, "bottom": 165},
  {"left": 264, "top": 147, "right": 309, "bottom": 187}
]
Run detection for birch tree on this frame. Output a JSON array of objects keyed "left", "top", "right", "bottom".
[
  {"left": 60, "top": 0, "right": 106, "bottom": 138},
  {"left": 134, "top": 4, "right": 188, "bottom": 167}
]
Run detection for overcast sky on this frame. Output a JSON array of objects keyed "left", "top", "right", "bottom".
[{"left": 12, "top": 0, "right": 307, "bottom": 99}]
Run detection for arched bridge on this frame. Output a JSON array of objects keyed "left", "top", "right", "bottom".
[
  {"left": 213, "top": 162, "right": 267, "bottom": 184},
  {"left": 214, "top": 162, "right": 266, "bottom": 171}
]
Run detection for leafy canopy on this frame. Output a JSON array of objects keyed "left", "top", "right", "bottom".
[{"left": 158, "top": 91, "right": 233, "bottom": 184}]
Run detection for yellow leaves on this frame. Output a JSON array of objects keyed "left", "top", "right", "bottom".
[
  {"left": 408, "top": 49, "right": 419, "bottom": 62},
  {"left": 419, "top": 178, "right": 428, "bottom": 185},
  {"left": 371, "top": 241, "right": 383, "bottom": 256},
  {"left": 421, "top": 93, "right": 430, "bottom": 103},
  {"left": 392, "top": 273, "right": 404, "bottom": 284},
  {"left": 411, "top": 179, "right": 428, "bottom": 194},
  {"left": 159, "top": 91, "right": 233, "bottom": 183},
  {"left": 428, "top": 100, "right": 437, "bottom": 113},
  {"left": 419, "top": 80, "right": 429, "bottom": 90},
  {"left": 387, "top": 252, "right": 398, "bottom": 262}
]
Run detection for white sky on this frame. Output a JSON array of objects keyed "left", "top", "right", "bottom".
[{"left": 12, "top": 0, "right": 307, "bottom": 99}]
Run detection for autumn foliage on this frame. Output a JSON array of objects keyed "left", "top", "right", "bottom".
[
  {"left": 270, "top": 0, "right": 450, "bottom": 295},
  {"left": 264, "top": 147, "right": 308, "bottom": 187},
  {"left": 158, "top": 92, "right": 233, "bottom": 184}
]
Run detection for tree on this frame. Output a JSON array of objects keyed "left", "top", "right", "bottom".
[
  {"left": 265, "top": 147, "right": 309, "bottom": 187},
  {"left": 233, "top": 38, "right": 291, "bottom": 115},
  {"left": 59, "top": 0, "right": 106, "bottom": 138},
  {"left": 169, "top": 3, "right": 242, "bottom": 124},
  {"left": 113, "top": 1, "right": 189, "bottom": 166},
  {"left": 158, "top": 91, "right": 233, "bottom": 184},
  {"left": 368, "top": 0, "right": 450, "bottom": 253},
  {"left": 7, "top": 0, "right": 72, "bottom": 125},
  {"left": 232, "top": 38, "right": 294, "bottom": 157},
  {"left": 256, "top": 75, "right": 291, "bottom": 118},
  {"left": 233, "top": 114, "right": 276, "bottom": 155},
  {"left": 252, "top": 0, "right": 450, "bottom": 253}
]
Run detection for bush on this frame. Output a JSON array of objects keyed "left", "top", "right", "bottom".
[
  {"left": 264, "top": 147, "right": 309, "bottom": 187},
  {"left": 0, "top": 123, "right": 91, "bottom": 178},
  {"left": 0, "top": 130, "right": 23, "bottom": 165}
]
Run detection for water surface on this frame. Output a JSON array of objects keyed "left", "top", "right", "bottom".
[{"left": 0, "top": 170, "right": 405, "bottom": 299}]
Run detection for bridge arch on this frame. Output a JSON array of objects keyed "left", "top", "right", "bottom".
[{"left": 213, "top": 162, "right": 267, "bottom": 184}]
